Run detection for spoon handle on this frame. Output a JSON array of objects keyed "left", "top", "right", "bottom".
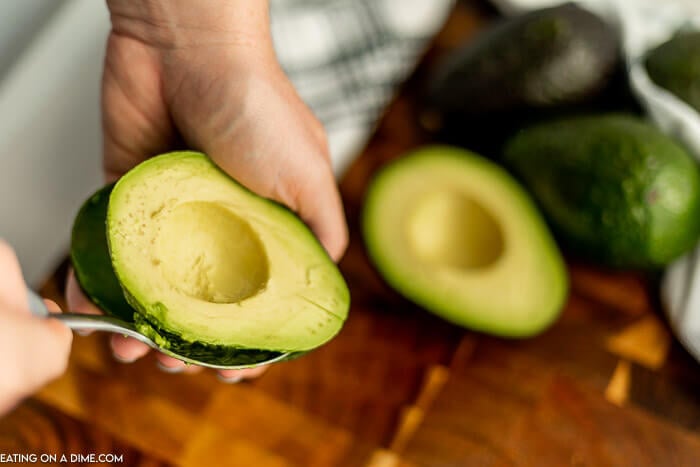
[
  {"left": 25, "top": 290, "right": 290, "bottom": 369},
  {"left": 26, "top": 289, "right": 154, "bottom": 346},
  {"left": 27, "top": 288, "right": 49, "bottom": 317}
]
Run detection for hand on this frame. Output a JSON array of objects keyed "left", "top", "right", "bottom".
[
  {"left": 66, "top": 0, "right": 348, "bottom": 382},
  {"left": 0, "top": 240, "right": 72, "bottom": 415}
]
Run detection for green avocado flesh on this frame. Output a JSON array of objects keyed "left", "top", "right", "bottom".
[
  {"left": 505, "top": 114, "right": 700, "bottom": 269},
  {"left": 72, "top": 151, "right": 349, "bottom": 365},
  {"left": 646, "top": 31, "right": 700, "bottom": 113},
  {"left": 362, "top": 146, "right": 567, "bottom": 337}
]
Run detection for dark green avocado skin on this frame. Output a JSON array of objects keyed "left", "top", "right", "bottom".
[
  {"left": 133, "top": 313, "right": 305, "bottom": 366},
  {"left": 504, "top": 114, "right": 700, "bottom": 269},
  {"left": 426, "top": 3, "right": 636, "bottom": 156},
  {"left": 71, "top": 183, "right": 136, "bottom": 322},
  {"left": 646, "top": 31, "right": 700, "bottom": 113}
]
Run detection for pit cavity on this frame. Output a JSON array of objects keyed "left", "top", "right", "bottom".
[
  {"left": 407, "top": 189, "right": 505, "bottom": 270},
  {"left": 156, "top": 201, "right": 269, "bottom": 303}
]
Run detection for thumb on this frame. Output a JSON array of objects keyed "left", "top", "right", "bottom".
[
  {"left": 0, "top": 300, "right": 72, "bottom": 408},
  {"left": 102, "top": 35, "right": 175, "bottom": 181},
  {"left": 25, "top": 299, "right": 73, "bottom": 382},
  {"left": 0, "top": 241, "right": 72, "bottom": 389},
  {"left": 0, "top": 239, "right": 32, "bottom": 312},
  {"left": 31, "top": 300, "right": 73, "bottom": 384},
  {"left": 294, "top": 166, "right": 349, "bottom": 262}
]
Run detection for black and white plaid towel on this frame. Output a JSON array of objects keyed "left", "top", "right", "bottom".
[{"left": 271, "top": 0, "right": 455, "bottom": 175}]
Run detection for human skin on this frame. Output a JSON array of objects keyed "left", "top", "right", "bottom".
[
  {"left": 0, "top": 240, "right": 72, "bottom": 415},
  {"left": 66, "top": 0, "right": 348, "bottom": 381}
]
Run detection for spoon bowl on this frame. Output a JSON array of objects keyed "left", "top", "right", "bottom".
[{"left": 28, "top": 290, "right": 289, "bottom": 369}]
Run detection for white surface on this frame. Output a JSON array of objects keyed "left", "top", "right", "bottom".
[
  {"left": 0, "top": 0, "right": 66, "bottom": 77},
  {"left": 0, "top": 0, "right": 108, "bottom": 286}
]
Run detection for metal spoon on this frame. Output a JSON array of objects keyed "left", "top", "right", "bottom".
[{"left": 27, "top": 289, "right": 290, "bottom": 369}]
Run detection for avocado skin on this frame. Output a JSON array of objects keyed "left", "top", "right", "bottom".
[
  {"left": 426, "top": 3, "right": 633, "bottom": 155},
  {"left": 71, "top": 183, "right": 136, "bottom": 322},
  {"left": 646, "top": 31, "right": 700, "bottom": 113},
  {"left": 134, "top": 312, "right": 306, "bottom": 366},
  {"left": 504, "top": 114, "right": 700, "bottom": 269}
]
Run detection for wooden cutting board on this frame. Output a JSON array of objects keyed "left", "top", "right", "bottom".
[{"left": 3, "top": 2, "right": 700, "bottom": 466}]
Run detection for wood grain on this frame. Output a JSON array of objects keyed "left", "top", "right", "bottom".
[{"left": 2, "top": 1, "right": 700, "bottom": 466}]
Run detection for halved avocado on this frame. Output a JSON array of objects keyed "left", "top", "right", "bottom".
[
  {"left": 101, "top": 152, "right": 349, "bottom": 361},
  {"left": 362, "top": 146, "right": 567, "bottom": 337}
]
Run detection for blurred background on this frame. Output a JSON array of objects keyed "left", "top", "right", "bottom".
[{"left": 0, "top": 0, "right": 106, "bottom": 286}]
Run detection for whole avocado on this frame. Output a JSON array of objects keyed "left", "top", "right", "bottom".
[
  {"left": 425, "top": 3, "right": 628, "bottom": 155},
  {"left": 428, "top": 3, "right": 620, "bottom": 113},
  {"left": 504, "top": 114, "right": 700, "bottom": 269},
  {"left": 645, "top": 31, "right": 700, "bottom": 113}
]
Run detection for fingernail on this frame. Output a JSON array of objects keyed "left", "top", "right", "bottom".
[
  {"left": 112, "top": 352, "right": 138, "bottom": 364},
  {"left": 156, "top": 361, "right": 185, "bottom": 374},
  {"left": 76, "top": 329, "right": 93, "bottom": 337},
  {"left": 216, "top": 374, "right": 243, "bottom": 384}
]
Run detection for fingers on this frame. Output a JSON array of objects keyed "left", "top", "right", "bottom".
[
  {"left": 110, "top": 335, "right": 151, "bottom": 363},
  {"left": 0, "top": 299, "right": 73, "bottom": 405},
  {"left": 68, "top": 266, "right": 267, "bottom": 380},
  {"left": 110, "top": 333, "right": 204, "bottom": 375},
  {"left": 102, "top": 34, "right": 176, "bottom": 181},
  {"left": 40, "top": 305, "right": 74, "bottom": 374},
  {"left": 65, "top": 269, "right": 103, "bottom": 316},
  {"left": 217, "top": 365, "right": 269, "bottom": 384},
  {"left": 0, "top": 245, "right": 71, "bottom": 408},
  {"left": 296, "top": 166, "right": 349, "bottom": 262},
  {"left": 68, "top": 271, "right": 202, "bottom": 372},
  {"left": 155, "top": 354, "right": 203, "bottom": 374},
  {"left": 68, "top": 270, "right": 154, "bottom": 365},
  {"left": 0, "top": 239, "right": 31, "bottom": 313},
  {"left": 43, "top": 298, "right": 61, "bottom": 313},
  {"left": 36, "top": 301, "right": 73, "bottom": 364}
]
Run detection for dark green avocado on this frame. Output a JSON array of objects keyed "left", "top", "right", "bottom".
[
  {"left": 504, "top": 114, "right": 700, "bottom": 269},
  {"left": 425, "top": 3, "right": 633, "bottom": 155},
  {"left": 645, "top": 30, "right": 700, "bottom": 113},
  {"left": 428, "top": 3, "right": 619, "bottom": 113}
]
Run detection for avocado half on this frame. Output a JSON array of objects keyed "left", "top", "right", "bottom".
[
  {"left": 71, "top": 151, "right": 349, "bottom": 365},
  {"left": 362, "top": 146, "right": 567, "bottom": 337}
]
